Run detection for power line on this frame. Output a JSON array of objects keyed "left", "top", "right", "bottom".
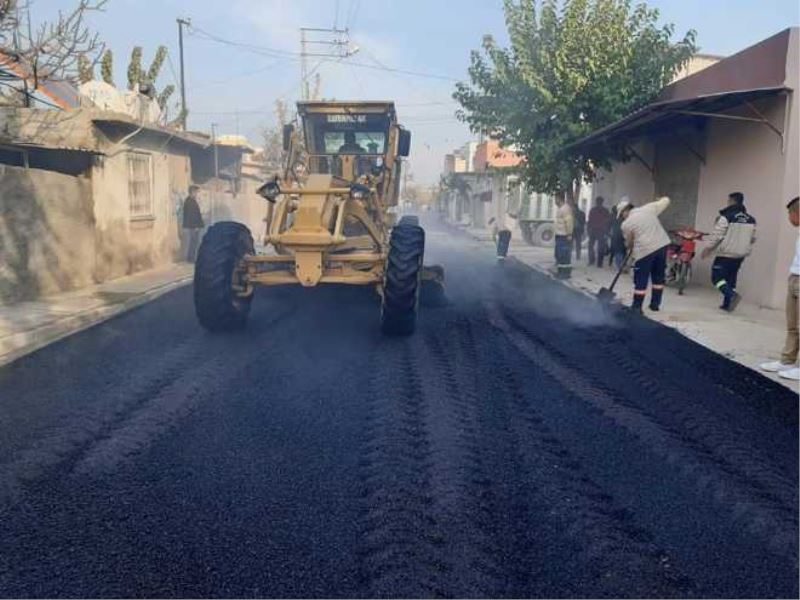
[
  {"left": 185, "top": 24, "right": 458, "bottom": 82},
  {"left": 187, "top": 25, "right": 298, "bottom": 59},
  {"left": 191, "top": 59, "right": 288, "bottom": 89},
  {"left": 345, "top": 0, "right": 361, "bottom": 30}
]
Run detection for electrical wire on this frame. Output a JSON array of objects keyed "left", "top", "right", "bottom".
[
  {"left": 345, "top": 0, "right": 361, "bottom": 30},
  {"left": 191, "top": 59, "right": 288, "bottom": 89},
  {"left": 187, "top": 24, "right": 298, "bottom": 59},
  {"left": 185, "top": 25, "right": 457, "bottom": 81},
  {"left": 333, "top": 0, "right": 340, "bottom": 30}
]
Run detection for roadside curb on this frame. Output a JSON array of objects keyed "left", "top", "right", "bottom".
[
  {"left": 0, "top": 275, "right": 193, "bottom": 369},
  {"left": 506, "top": 256, "right": 599, "bottom": 301}
]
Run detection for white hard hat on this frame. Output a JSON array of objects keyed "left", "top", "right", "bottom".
[{"left": 616, "top": 196, "right": 632, "bottom": 214}]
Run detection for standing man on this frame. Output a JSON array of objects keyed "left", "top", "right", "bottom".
[
  {"left": 554, "top": 196, "right": 574, "bottom": 279},
  {"left": 587, "top": 196, "right": 612, "bottom": 267},
  {"left": 700, "top": 192, "right": 757, "bottom": 312},
  {"left": 182, "top": 185, "right": 205, "bottom": 263},
  {"left": 571, "top": 200, "right": 586, "bottom": 261},
  {"left": 608, "top": 201, "right": 628, "bottom": 269},
  {"left": 760, "top": 196, "right": 800, "bottom": 381},
  {"left": 619, "top": 196, "right": 671, "bottom": 313},
  {"left": 489, "top": 217, "right": 512, "bottom": 260}
]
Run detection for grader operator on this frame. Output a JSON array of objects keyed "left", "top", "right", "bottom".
[{"left": 192, "top": 101, "right": 443, "bottom": 335}]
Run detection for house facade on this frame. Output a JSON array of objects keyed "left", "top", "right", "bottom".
[
  {"left": 576, "top": 28, "right": 799, "bottom": 308},
  {"left": 0, "top": 107, "right": 263, "bottom": 302}
]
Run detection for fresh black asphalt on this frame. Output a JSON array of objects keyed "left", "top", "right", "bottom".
[{"left": 0, "top": 223, "right": 797, "bottom": 598}]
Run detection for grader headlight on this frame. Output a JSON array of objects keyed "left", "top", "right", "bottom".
[
  {"left": 257, "top": 178, "right": 282, "bottom": 203},
  {"left": 350, "top": 182, "right": 371, "bottom": 201}
]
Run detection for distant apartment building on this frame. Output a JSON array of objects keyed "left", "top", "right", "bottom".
[{"left": 473, "top": 139, "right": 522, "bottom": 171}]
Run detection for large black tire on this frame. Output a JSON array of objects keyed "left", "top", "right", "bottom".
[
  {"left": 520, "top": 222, "right": 534, "bottom": 246},
  {"left": 398, "top": 215, "right": 420, "bottom": 227},
  {"left": 381, "top": 224, "right": 425, "bottom": 335},
  {"left": 533, "top": 222, "right": 556, "bottom": 247},
  {"left": 194, "top": 221, "right": 254, "bottom": 332}
]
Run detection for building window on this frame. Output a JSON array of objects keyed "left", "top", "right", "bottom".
[{"left": 127, "top": 152, "right": 153, "bottom": 219}]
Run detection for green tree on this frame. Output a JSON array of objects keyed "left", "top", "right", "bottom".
[
  {"left": 100, "top": 49, "right": 114, "bottom": 85},
  {"left": 261, "top": 99, "right": 290, "bottom": 173},
  {"left": 453, "top": 0, "right": 696, "bottom": 198},
  {"left": 146, "top": 45, "right": 168, "bottom": 84},
  {"left": 127, "top": 46, "right": 142, "bottom": 90},
  {"left": 77, "top": 54, "right": 94, "bottom": 84},
  {"left": 157, "top": 84, "right": 175, "bottom": 110}
]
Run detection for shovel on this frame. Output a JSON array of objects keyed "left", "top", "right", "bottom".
[{"left": 597, "top": 250, "right": 633, "bottom": 303}]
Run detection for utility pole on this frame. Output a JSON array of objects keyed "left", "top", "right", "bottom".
[
  {"left": 177, "top": 17, "right": 191, "bottom": 130},
  {"left": 299, "top": 27, "right": 358, "bottom": 100},
  {"left": 211, "top": 122, "right": 219, "bottom": 225},
  {"left": 300, "top": 28, "right": 308, "bottom": 101}
]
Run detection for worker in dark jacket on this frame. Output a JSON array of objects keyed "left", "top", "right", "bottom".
[
  {"left": 701, "top": 192, "right": 757, "bottom": 312},
  {"left": 182, "top": 185, "right": 205, "bottom": 263},
  {"left": 608, "top": 200, "right": 628, "bottom": 269},
  {"left": 587, "top": 196, "right": 611, "bottom": 267},
  {"left": 571, "top": 200, "right": 586, "bottom": 260}
]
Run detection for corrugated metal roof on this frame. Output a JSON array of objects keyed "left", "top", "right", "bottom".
[{"left": 566, "top": 87, "right": 787, "bottom": 151}]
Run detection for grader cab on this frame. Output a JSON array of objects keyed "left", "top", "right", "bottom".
[{"left": 193, "top": 101, "right": 443, "bottom": 335}]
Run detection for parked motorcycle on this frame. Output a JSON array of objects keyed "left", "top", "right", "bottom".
[{"left": 666, "top": 228, "right": 707, "bottom": 295}]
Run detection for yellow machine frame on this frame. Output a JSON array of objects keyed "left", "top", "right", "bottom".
[{"left": 239, "top": 101, "right": 409, "bottom": 295}]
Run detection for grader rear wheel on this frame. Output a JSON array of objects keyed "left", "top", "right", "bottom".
[
  {"left": 381, "top": 224, "right": 425, "bottom": 336},
  {"left": 194, "top": 222, "right": 254, "bottom": 332},
  {"left": 398, "top": 215, "right": 420, "bottom": 227}
]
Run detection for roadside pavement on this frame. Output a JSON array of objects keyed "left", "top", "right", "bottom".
[
  {"left": 468, "top": 228, "right": 796, "bottom": 393},
  {"left": 0, "top": 263, "right": 193, "bottom": 368}
]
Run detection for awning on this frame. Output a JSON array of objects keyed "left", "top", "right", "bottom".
[
  {"left": 566, "top": 86, "right": 788, "bottom": 152},
  {"left": 92, "top": 113, "right": 211, "bottom": 150}
]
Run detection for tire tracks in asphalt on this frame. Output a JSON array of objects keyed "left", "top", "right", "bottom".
[
  {"left": 0, "top": 334, "right": 206, "bottom": 512},
  {"left": 359, "top": 337, "right": 449, "bottom": 597},
  {"left": 0, "top": 306, "right": 296, "bottom": 512},
  {"left": 488, "top": 301, "right": 797, "bottom": 563},
  {"left": 69, "top": 305, "right": 298, "bottom": 477},
  {"left": 415, "top": 320, "right": 505, "bottom": 596},
  {"left": 475, "top": 305, "right": 695, "bottom": 597}
]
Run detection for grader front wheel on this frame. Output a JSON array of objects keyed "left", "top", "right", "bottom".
[
  {"left": 381, "top": 224, "right": 425, "bottom": 336},
  {"left": 194, "top": 222, "right": 254, "bottom": 332}
]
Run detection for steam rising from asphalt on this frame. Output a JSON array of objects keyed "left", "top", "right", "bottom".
[{"left": 420, "top": 215, "right": 617, "bottom": 329}]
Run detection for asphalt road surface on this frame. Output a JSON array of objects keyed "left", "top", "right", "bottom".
[{"left": 0, "top": 222, "right": 797, "bottom": 598}]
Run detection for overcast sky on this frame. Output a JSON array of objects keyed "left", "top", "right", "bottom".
[{"left": 36, "top": 0, "right": 800, "bottom": 184}]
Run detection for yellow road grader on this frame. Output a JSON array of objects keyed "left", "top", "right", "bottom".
[{"left": 193, "top": 101, "right": 443, "bottom": 335}]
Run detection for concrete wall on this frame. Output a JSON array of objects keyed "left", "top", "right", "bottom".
[
  {"left": 654, "top": 130, "right": 704, "bottom": 231},
  {"left": 91, "top": 138, "right": 188, "bottom": 282},
  {"left": 773, "top": 28, "right": 800, "bottom": 306},
  {"left": 0, "top": 165, "right": 95, "bottom": 302},
  {"left": 694, "top": 94, "right": 791, "bottom": 307},
  {"left": 592, "top": 140, "right": 656, "bottom": 207},
  {"left": 199, "top": 176, "right": 269, "bottom": 245}
]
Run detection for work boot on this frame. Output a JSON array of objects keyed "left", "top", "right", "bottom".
[
  {"left": 722, "top": 291, "right": 741, "bottom": 312},
  {"left": 649, "top": 288, "right": 664, "bottom": 312},
  {"left": 631, "top": 295, "right": 645, "bottom": 314}
]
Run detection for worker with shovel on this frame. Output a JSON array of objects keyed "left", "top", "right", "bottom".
[{"left": 619, "top": 196, "right": 672, "bottom": 314}]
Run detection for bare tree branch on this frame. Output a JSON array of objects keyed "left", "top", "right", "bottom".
[{"left": 0, "top": 0, "right": 107, "bottom": 89}]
